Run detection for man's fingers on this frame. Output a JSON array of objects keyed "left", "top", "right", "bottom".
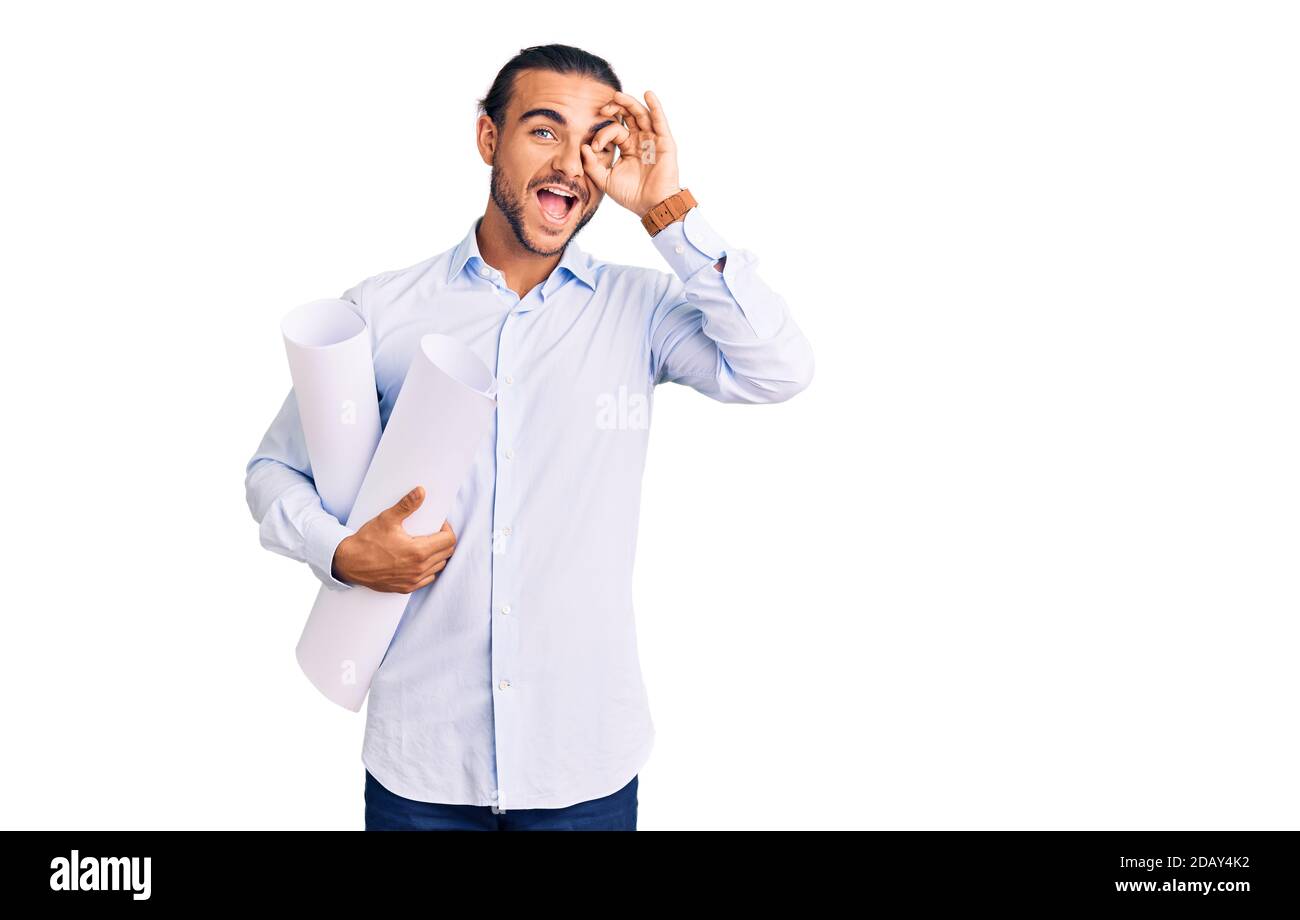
[
  {"left": 421, "top": 557, "right": 450, "bottom": 580},
  {"left": 412, "top": 558, "right": 449, "bottom": 592},
  {"left": 419, "top": 541, "right": 455, "bottom": 566},
  {"left": 591, "top": 120, "right": 629, "bottom": 155},
  {"left": 611, "top": 91, "right": 653, "bottom": 134},
  {"left": 408, "top": 519, "right": 456, "bottom": 556},
  {"left": 594, "top": 121, "right": 635, "bottom": 165},
  {"left": 581, "top": 144, "right": 611, "bottom": 191},
  {"left": 645, "top": 90, "right": 673, "bottom": 140}
]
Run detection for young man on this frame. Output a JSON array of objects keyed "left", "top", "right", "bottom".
[{"left": 244, "top": 44, "right": 814, "bottom": 831}]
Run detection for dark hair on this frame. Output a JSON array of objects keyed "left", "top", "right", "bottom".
[{"left": 476, "top": 44, "right": 622, "bottom": 130}]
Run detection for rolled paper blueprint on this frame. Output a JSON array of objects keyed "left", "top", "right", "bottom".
[
  {"left": 295, "top": 333, "right": 498, "bottom": 711},
  {"left": 281, "top": 299, "right": 381, "bottom": 524}
]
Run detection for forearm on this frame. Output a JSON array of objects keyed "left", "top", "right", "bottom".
[
  {"left": 244, "top": 389, "right": 355, "bottom": 591},
  {"left": 649, "top": 208, "right": 815, "bottom": 403}
]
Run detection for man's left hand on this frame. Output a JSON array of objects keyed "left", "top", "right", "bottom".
[{"left": 581, "top": 90, "right": 682, "bottom": 219}]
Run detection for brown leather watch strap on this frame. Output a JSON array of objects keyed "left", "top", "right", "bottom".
[{"left": 641, "top": 188, "right": 697, "bottom": 237}]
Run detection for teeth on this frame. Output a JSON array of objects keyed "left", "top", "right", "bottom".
[{"left": 542, "top": 186, "right": 575, "bottom": 198}]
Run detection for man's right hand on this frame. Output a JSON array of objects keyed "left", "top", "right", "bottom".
[{"left": 330, "top": 486, "right": 457, "bottom": 593}]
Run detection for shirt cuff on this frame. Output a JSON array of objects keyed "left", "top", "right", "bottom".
[
  {"left": 651, "top": 207, "right": 728, "bottom": 282},
  {"left": 304, "top": 514, "right": 356, "bottom": 591}
]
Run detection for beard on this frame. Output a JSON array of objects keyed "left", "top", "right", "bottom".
[{"left": 490, "top": 152, "right": 596, "bottom": 257}]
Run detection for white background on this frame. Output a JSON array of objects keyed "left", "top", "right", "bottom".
[{"left": 1, "top": 1, "right": 1296, "bottom": 830}]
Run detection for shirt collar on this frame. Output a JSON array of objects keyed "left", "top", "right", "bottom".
[{"left": 446, "top": 216, "right": 597, "bottom": 293}]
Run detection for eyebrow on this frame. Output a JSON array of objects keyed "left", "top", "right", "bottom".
[{"left": 519, "top": 108, "right": 616, "bottom": 137}]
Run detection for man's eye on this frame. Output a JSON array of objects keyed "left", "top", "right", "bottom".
[{"left": 532, "top": 127, "right": 556, "bottom": 140}]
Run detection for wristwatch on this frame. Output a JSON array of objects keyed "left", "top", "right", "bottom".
[{"left": 641, "top": 188, "right": 697, "bottom": 237}]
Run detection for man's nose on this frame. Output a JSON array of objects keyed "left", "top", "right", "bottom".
[{"left": 552, "top": 140, "right": 585, "bottom": 187}]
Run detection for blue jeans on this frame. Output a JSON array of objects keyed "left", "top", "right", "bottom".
[{"left": 364, "top": 770, "right": 638, "bottom": 831}]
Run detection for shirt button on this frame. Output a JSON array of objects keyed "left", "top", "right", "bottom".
[
  {"left": 502, "top": 526, "right": 512, "bottom": 537},
  {"left": 498, "top": 679, "right": 511, "bottom": 690},
  {"left": 505, "top": 448, "right": 515, "bottom": 460},
  {"left": 478, "top": 267, "right": 490, "bottom": 278},
  {"left": 500, "top": 604, "right": 511, "bottom": 615},
  {"left": 674, "top": 244, "right": 684, "bottom": 254},
  {"left": 504, "top": 374, "right": 514, "bottom": 385}
]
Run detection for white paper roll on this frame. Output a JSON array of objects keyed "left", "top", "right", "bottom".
[
  {"left": 294, "top": 333, "right": 498, "bottom": 711},
  {"left": 281, "top": 299, "right": 381, "bottom": 524}
]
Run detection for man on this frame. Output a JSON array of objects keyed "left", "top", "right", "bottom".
[{"left": 244, "top": 44, "right": 814, "bottom": 831}]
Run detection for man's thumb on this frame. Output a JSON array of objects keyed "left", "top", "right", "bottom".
[
  {"left": 581, "top": 145, "right": 609, "bottom": 191},
  {"left": 386, "top": 485, "right": 425, "bottom": 522}
]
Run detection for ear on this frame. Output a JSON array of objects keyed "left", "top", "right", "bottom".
[{"left": 475, "top": 114, "right": 497, "bottom": 166}]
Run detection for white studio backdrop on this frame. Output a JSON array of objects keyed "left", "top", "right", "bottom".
[{"left": 0, "top": 1, "right": 1297, "bottom": 830}]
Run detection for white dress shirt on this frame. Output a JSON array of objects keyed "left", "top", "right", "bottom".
[{"left": 245, "top": 207, "right": 814, "bottom": 809}]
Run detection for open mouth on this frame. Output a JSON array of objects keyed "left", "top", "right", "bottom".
[{"left": 535, "top": 185, "right": 580, "bottom": 226}]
